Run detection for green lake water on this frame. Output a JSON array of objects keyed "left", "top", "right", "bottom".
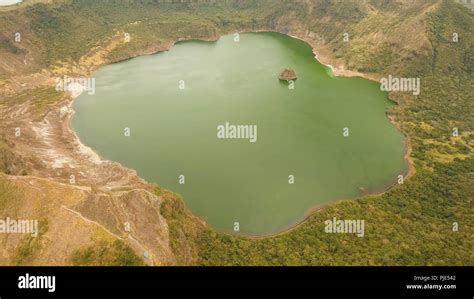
[{"left": 72, "top": 32, "right": 407, "bottom": 236}]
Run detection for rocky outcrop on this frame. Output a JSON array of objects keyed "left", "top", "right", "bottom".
[{"left": 278, "top": 68, "right": 297, "bottom": 81}]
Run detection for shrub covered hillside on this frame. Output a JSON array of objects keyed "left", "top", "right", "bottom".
[
  {"left": 196, "top": 0, "right": 474, "bottom": 266},
  {"left": 0, "top": 0, "right": 472, "bottom": 265}
]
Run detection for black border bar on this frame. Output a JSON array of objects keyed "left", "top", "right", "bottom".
[{"left": 0, "top": 266, "right": 472, "bottom": 298}]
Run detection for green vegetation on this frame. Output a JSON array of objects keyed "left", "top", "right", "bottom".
[
  {"left": 0, "top": 137, "right": 28, "bottom": 176},
  {"left": 29, "top": 87, "right": 64, "bottom": 118},
  {"left": 0, "top": 173, "right": 17, "bottom": 210},
  {"left": 2, "top": 87, "right": 64, "bottom": 119},
  {"left": 13, "top": 218, "right": 49, "bottom": 265},
  {"left": 197, "top": 163, "right": 473, "bottom": 265},
  {"left": 70, "top": 239, "right": 145, "bottom": 266},
  {"left": 0, "top": 0, "right": 472, "bottom": 265},
  {"left": 195, "top": 0, "right": 474, "bottom": 265},
  {"left": 158, "top": 188, "right": 203, "bottom": 265}
]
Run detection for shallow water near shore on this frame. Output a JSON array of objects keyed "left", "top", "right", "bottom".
[{"left": 72, "top": 32, "right": 407, "bottom": 236}]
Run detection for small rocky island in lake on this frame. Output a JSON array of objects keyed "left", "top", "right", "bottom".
[{"left": 278, "top": 68, "right": 297, "bottom": 81}]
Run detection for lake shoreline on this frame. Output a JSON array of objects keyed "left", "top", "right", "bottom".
[
  {"left": 242, "top": 30, "right": 415, "bottom": 183},
  {"left": 288, "top": 31, "right": 416, "bottom": 181},
  {"left": 26, "top": 29, "right": 415, "bottom": 239}
]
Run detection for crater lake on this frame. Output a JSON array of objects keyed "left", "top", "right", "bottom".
[{"left": 72, "top": 32, "right": 408, "bottom": 236}]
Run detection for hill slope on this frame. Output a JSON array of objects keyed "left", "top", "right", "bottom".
[{"left": 0, "top": 0, "right": 472, "bottom": 265}]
